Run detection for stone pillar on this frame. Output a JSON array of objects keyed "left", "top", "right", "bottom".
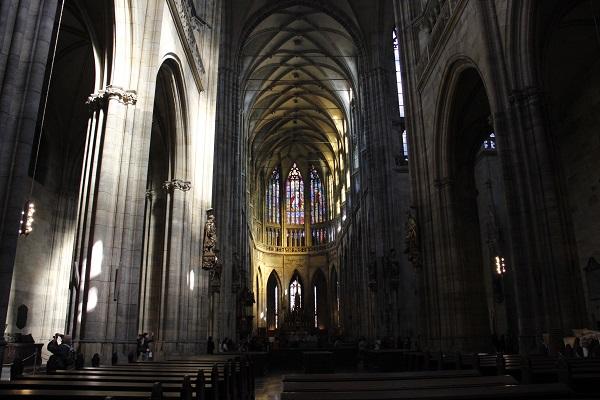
[
  {"left": 505, "top": 88, "right": 587, "bottom": 350},
  {"left": 0, "top": 0, "right": 59, "bottom": 337},
  {"left": 71, "top": 86, "right": 139, "bottom": 362}
]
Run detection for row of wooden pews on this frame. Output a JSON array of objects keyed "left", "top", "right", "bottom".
[
  {"left": 280, "top": 369, "right": 575, "bottom": 399},
  {"left": 0, "top": 355, "right": 255, "bottom": 399},
  {"left": 365, "top": 350, "right": 600, "bottom": 394}
]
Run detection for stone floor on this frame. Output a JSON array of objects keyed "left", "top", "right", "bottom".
[{"left": 255, "top": 373, "right": 283, "bottom": 400}]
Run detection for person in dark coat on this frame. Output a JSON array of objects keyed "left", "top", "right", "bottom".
[
  {"left": 207, "top": 336, "right": 215, "bottom": 354},
  {"left": 47, "top": 333, "right": 74, "bottom": 370}
]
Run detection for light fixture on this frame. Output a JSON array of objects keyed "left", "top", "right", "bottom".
[
  {"left": 494, "top": 256, "right": 506, "bottom": 275},
  {"left": 18, "top": 201, "right": 35, "bottom": 236}
]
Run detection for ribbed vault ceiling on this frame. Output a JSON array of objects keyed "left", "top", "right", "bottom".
[{"left": 242, "top": 5, "right": 358, "bottom": 176}]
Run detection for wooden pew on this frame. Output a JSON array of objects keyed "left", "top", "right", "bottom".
[
  {"left": 521, "top": 355, "right": 559, "bottom": 384},
  {"left": 0, "top": 388, "right": 175, "bottom": 399},
  {"left": 558, "top": 357, "right": 600, "bottom": 391},
  {"left": 280, "top": 382, "right": 573, "bottom": 400},
  {"left": 283, "top": 369, "right": 481, "bottom": 382},
  {"left": 283, "top": 375, "right": 518, "bottom": 392},
  {"left": 44, "top": 359, "right": 246, "bottom": 400},
  {"left": 497, "top": 354, "right": 522, "bottom": 381}
]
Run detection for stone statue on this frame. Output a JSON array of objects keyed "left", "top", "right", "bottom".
[
  {"left": 404, "top": 210, "right": 421, "bottom": 268},
  {"left": 202, "top": 209, "right": 218, "bottom": 271},
  {"left": 202, "top": 208, "right": 222, "bottom": 292}
]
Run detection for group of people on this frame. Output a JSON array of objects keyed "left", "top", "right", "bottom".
[
  {"left": 206, "top": 336, "right": 261, "bottom": 354},
  {"left": 559, "top": 337, "right": 600, "bottom": 359}
]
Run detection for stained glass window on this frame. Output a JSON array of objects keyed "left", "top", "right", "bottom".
[
  {"left": 310, "top": 166, "right": 327, "bottom": 223},
  {"left": 290, "top": 276, "right": 302, "bottom": 311},
  {"left": 402, "top": 130, "right": 408, "bottom": 161},
  {"left": 286, "top": 163, "right": 304, "bottom": 224},
  {"left": 483, "top": 132, "right": 496, "bottom": 151},
  {"left": 266, "top": 168, "right": 280, "bottom": 223}
]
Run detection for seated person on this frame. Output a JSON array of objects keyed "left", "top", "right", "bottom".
[{"left": 47, "top": 333, "right": 74, "bottom": 371}]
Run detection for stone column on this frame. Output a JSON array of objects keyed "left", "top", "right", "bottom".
[
  {"left": 505, "top": 88, "right": 587, "bottom": 350},
  {"left": 71, "top": 86, "right": 139, "bottom": 362},
  {"left": 0, "top": 0, "right": 59, "bottom": 341}
]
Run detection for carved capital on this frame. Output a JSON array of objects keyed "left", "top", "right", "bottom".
[
  {"left": 508, "top": 87, "right": 544, "bottom": 105},
  {"left": 105, "top": 85, "right": 138, "bottom": 105},
  {"left": 162, "top": 179, "right": 192, "bottom": 192},
  {"left": 86, "top": 85, "right": 137, "bottom": 110}
]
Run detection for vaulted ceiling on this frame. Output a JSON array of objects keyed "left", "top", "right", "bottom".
[{"left": 240, "top": 4, "right": 359, "bottom": 178}]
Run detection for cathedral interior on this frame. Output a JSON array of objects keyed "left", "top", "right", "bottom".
[{"left": 1, "top": 0, "right": 600, "bottom": 398}]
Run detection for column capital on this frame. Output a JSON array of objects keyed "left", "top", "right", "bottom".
[
  {"left": 508, "top": 87, "right": 544, "bottom": 105},
  {"left": 162, "top": 179, "right": 192, "bottom": 192},
  {"left": 86, "top": 85, "right": 137, "bottom": 110}
]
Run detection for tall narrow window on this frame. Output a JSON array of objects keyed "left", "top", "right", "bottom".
[
  {"left": 290, "top": 276, "right": 302, "bottom": 310},
  {"left": 314, "top": 285, "right": 318, "bottom": 328},
  {"left": 310, "top": 166, "right": 326, "bottom": 223},
  {"left": 286, "top": 163, "right": 304, "bottom": 224},
  {"left": 274, "top": 285, "right": 279, "bottom": 329},
  {"left": 393, "top": 29, "right": 404, "bottom": 118},
  {"left": 266, "top": 168, "right": 280, "bottom": 223},
  {"left": 402, "top": 130, "right": 408, "bottom": 161}
]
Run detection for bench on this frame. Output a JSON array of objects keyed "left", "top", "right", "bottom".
[
  {"left": 282, "top": 369, "right": 481, "bottom": 382},
  {"left": 521, "top": 355, "right": 559, "bottom": 384},
  {"left": 558, "top": 357, "right": 600, "bottom": 391},
  {"left": 497, "top": 354, "right": 522, "bottom": 381},
  {"left": 16, "top": 357, "right": 254, "bottom": 400},
  {"left": 283, "top": 375, "right": 518, "bottom": 392},
  {"left": 280, "top": 383, "right": 573, "bottom": 399}
]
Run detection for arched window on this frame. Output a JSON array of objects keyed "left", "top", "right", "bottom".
[
  {"left": 402, "top": 130, "right": 408, "bottom": 161},
  {"left": 483, "top": 132, "right": 496, "bottom": 151},
  {"left": 290, "top": 274, "right": 302, "bottom": 311},
  {"left": 310, "top": 166, "right": 327, "bottom": 223},
  {"left": 393, "top": 29, "right": 404, "bottom": 118},
  {"left": 266, "top": 168, "right": 280, "bottom": 224},
  {"left": 267, "top": 271, "right": 280, "bottom": 330},
  {"left": 286, "top": 163, "right": 304, "bottom": 224}
]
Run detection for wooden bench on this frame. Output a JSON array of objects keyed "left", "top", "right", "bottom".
[
  {"left": 558, "top": 357, "right": 600, "bottom": 391},
  {"left": 283, "top": 375, "right": 518, "bottom": 392},
  {"left": 521, "top": 355, "right": 559, "bottom": 384},
  {"left": 39, "top": 358, "right": 251, "bottom": 400},
  {"left": 280, "top": 383, "right": 573, "bottom": 400},
  {"left": 0, "top": 388, "right": 174, "bottom": 399},
  {"left": 475, "top": 353, "right": 501, "bottom": 375},
  {"left": 498, "top": 354, "right": 522, "bottom": 381},
  {"left": 283, "top": 369, "right": 481, "bottom": 382}
]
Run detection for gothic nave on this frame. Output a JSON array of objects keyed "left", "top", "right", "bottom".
[{"left": 1, "top": 0, "right": 600, "bottom": 398}]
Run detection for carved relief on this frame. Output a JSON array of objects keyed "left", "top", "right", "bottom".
[
  {"left": 162, "top": 179, "right": 192, "bottom": 192},
  {"left": 202, "top": 208, "right": 221, "bottom": 291},
  {"left": 404, "top": 209, "right": 421, "bottom": 268}
]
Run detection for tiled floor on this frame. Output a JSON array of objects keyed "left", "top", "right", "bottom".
[{"left": 255, "top": 373, "right": 283, "bottom": 400}]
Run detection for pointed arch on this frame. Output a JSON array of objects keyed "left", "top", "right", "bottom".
[
  {"left": 310, "top": 166, "right": 327, "bottom": 224},
  {"left": 286, "top": 162, "right": 304, "bottom": 224},
  {"left": 312, "top": 268, "right": 328, "bottom": 329},
  {"left": 267, "top": 270, "right": 282, "bottom": 330},
  {"left": 330, "top": 266, "right": 340, "bottom": 328},
  {"left": 289, "top": 269, "right": 304, "bottom": 311},
  {"left": 266, "top": 166, "right": 281, "bottom": 224}
]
